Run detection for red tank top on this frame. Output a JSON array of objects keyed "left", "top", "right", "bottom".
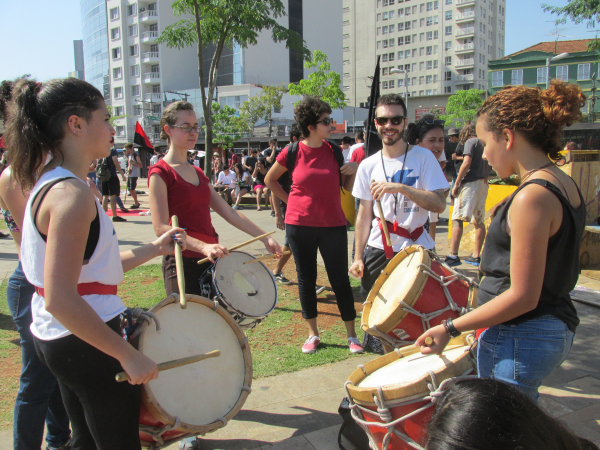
[{"left": 148, "top": 160, "right": 218, "bottom": 258}]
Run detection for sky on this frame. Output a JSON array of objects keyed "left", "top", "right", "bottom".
[{"left": 0, "top": 0, "right": 597, "bottom": 83}]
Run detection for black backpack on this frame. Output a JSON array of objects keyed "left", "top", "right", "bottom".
[
  {"left": 96, "top": 156, "right": 112, "bottom": 182},
  {"left": 286, "top": 140, "right": 345, "bottom": 189}
]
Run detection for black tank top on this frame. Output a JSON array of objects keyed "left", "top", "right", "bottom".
[{"left": 478, "top": 178, "right": 585, "bottom": 333}]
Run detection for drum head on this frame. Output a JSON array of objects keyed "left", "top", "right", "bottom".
[
  {"left": 367, "top": 247, "right": 428, "bottom": 328},
  {"left": 136, "top": 296, "right": 251, "bottom": 433},
  {"left": 213, "top": 251, "right": 277, "bottom": 317}
]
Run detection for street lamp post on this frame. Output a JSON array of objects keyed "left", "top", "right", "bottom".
[
  {"left": 390, "top": 68, "right": 409, "bottom": 119},
  {"left": 546, "top": 52, "right": 570, "bottom": 89}
]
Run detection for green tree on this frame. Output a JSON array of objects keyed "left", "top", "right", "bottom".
[
  {"left": 542, "top": 1, "right": 600, "bottom": 51},
  {"left": 260, "top": 84, "right": 287, "bottom": 137},
  {"left": 157, "top": 0, "right": 310, "bottom": 178},
  {"left": 209, "top": 102, "right": 243, "bottom": 151},
  {"left": 288, "top": 50, "right": 347, "bottom": 109},
  {"left": 239, "top": 94, "right": 266, "bottom": 149},
  {"left": 439, "top": 89, "right": 485, "bottom": 127},
  {"left": 107, "top": 104, "right": 128, "bottom": 128}
]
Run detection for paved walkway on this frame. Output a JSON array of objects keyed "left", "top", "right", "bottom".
[{"left": 0, "top": 191, "right": 599, "bottom": 448}]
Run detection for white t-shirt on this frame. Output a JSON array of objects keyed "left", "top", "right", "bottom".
[
  {"left": 217, "top": 170, "right": 236, "bottom": 187},
  {"left": 150, "top": 154, "right": 158, "bottom": 166},
  {"left": 342, "top": 147, "right": 351, "bottom": 162},
  {"left": 352, "top": 146, "right": 449, "bottom": 251}
]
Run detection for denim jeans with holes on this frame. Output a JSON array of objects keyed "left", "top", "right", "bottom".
[
  {"left": 7, "top": 262, "right": 71, "bottom": 450},
  {"left": 477, "top": 314, "right": 574, "bottom": 403}
]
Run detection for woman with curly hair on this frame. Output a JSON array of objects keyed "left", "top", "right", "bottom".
[
  {"left": 417, "top": 81, "right": 587, "bottom": 402},
  {"left": 266, "top": 97, "right": 362, "bottom": 354}
]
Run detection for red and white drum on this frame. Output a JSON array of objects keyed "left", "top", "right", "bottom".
[
  {"left": 345, "top": 333, "right": 477, "bottom": 450},
  {"left": 130, "top": 294, "right": 252, "bottom": 448},
  {"left": 361, "top": 246, "right": 478, "bottom": 348}
]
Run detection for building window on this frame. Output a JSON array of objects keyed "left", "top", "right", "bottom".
[
  {"left": 511, "top": 69, "right": 523, "bottom": 85},
  {"left": 112, "top": 47, "right": 121, "bottom": 60},
  {"left": 131, "top": 84, "right": 140, "bottom": 96},
  {"left": 389, "top": 52, "right": 395, "bottom": 61},
  {"left": 383, "top": 39, "right": 389, "bottom": 48},
  {"left": 383, "top": 54, "right": 389, "bottom": 62},
  {"left": 427, "top": 1, "right": 433, "bottom": 11},
  {"left": 389, "top": 24, "right": 395, "bottom": 33},
  {"left": 412, "top": 20, "right": 417, "bottom": 28},
  {"left": 383, "top": 68, "right": 389, "bottom": 75},
  {"left": 113, "top": 67, "right": 122, "bottom": 80},
  {"left": 446, "top": 11, "right": 452, "bottom": 20},
  {"left": 434, "top": 60, "right": 438, "bottom": 68},
  {"left": 537, "top": 67, "right": 547, "bottom": 84},
  {"left": 419, "top": 76, "right": 425, "bottom": 85},
  {"left": 420, "top": 47, "right": 425, "bottom": 56},
  {"left": 377, "top": 41, "right": 382, "bottom": 49},
  {"left": 420, "top": 62, "right": 425, "bottom": 71},
  {"left": 383, "top": 25, "right": 388, "bottom": 34},
  {"left": 130, "top": 45, "right": 138, "bottom": 57},
  {"left": 426, "top": 61, "right": 433, "bottom": 70},
  {"left": 405, "top": 50, "right": 411, "bottom": 58},
  {"left": 420, "top": 32, "right": 425, "bottom": 41},
  {"left": 383, "top": 12, "right": 388, "bottom": 20},
  {"left": 492, "top": 71, "right": 503, "bottom": 87},
  {"left": 389, "top": 38, "right": 395, "bottom": 47},
  {"left": 128, "top": 4, "right": 137, "bottom": 16},
  {"left": 445, "top": 26, "right": 452, "bottom": 35},
  {"left": 398, "top": 23, "right": 404, "bottom": 31},
  {"left": 343, "top": 46, "right": 351, "bottom": 52},
  {"left": 445, "top": 86, "right": 452, "bottom": 93},
  {"left": 427, "top": 17, "right": 433, "bottom": 26},
  {"left": 405, "top": 35, "right": 411, "bottom": 44},
  {"left": 377, "top": 27, "right": 381, "bottom": 36},
  {"left": 578, "top": 63, "right": 590, "bottom": 80},
  {"left": 426, "top": 75, "right": 432, "bottom": 84},
  {"left": 116, "top": 126, "right": 125, "bottom": 137},
  {"left": 426, "top": 46, "right": 432, "bottom": 55},
  {"left": 445, "top": 71, "right": 451, "bottom": 81},
  {"left": 556, "top": 65, "right": 568, "bottom": 81},
  {"left": 110, "top": 7, "right": 119, "bottom": 20},
  {"left": 445, "top": 41, "right": 451, "bottom": 51},
  {"left": 398, "top": 51, "right": 404, "bottom": 59},
  {"left": 426, "top": 31, "right": 432, "bottom": 40},
  {"left": 131, "top": 65, "right": 140, "bottom": 77},
  {"left": 390, "top": 80, "right": 395, "bottom": 88},
  {"left": 114, "top": 106, "right": 124, "bottom": 117},
  {"left": 382, "top": 81, "right": 389, "bottom": 89},
  {"left": 390, "top": 10, "right": 395, "bottom": 19},
  {"left": 445, "top": 56, "right": 452, "bottom": 66},
  {"left": 114, "top": 87, "right": 123, "bottom": 99},
  {"left": 110, "top": 28, "right": 120, "bottom": 40},
  {"left": 133, "top": 105, "right": 142, "bottom": 116},
  {"left": 405, "top": 21, "right": 411, "bottom": 29},
  {"left": 129, "top": 24, "right": 138, "bottom": 37}
]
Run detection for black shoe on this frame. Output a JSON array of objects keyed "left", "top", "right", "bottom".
[
  {"left": 130, "top": 204, "right": 140, "bottom": 209},
  {"left": 119, "top": 207, "right": 130, "bottom": 213},
  {"left": 270, "top": 210, "right": 275, "bottom": 217},
  {"left": 464, "top": 255, "right": 481, "bottom": 266},
  {"left": 443, "top": 255, "right": 461, "bottom": 267},
  {"left": 47, "top": 440, "right": 72, "bottom": 450},
  {"left": 112, "top": 216, "right": 127, "bottom": 222},
  {"left": 274, "top": 272, "right": 292, "bottom": 285}
]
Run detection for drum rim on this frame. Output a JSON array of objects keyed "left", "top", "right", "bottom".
[
  {"left": 361, "top": 246, "right": 430, "bottom": 334},
  {"left": 345, "top": 333, "right": 476, "bottom": 406},
  {"left": 132, "top": 294, "right": 253, "bottom": 435},
  {"left": 212, "top": 250, "right": 279, "bottom": 318}
]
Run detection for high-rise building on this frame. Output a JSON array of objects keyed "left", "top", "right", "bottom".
[
  {"left": 343, "top": 0, "right": 506, "bottom": 118},
  {"left": 68, "top": 40, "right": 85, "bottom": 79},
  {"left": 81, "top": 0, "right": 111, "bottom": 102},
  {"left": 105, "top": 0, "right": 342, "bottom": 144}
]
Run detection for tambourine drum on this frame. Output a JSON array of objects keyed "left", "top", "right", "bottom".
[
  {"left": 345, "top": 333, "right": 477, "bottom": 450},
  {"left": 200, "top": 251, "right": 278, "bottom": 329},
  {"left": 131, "top": 295, "right": 252, "bottom": 448},
  {"left": 362, "top": 246, "right": 478, "bottom": 348}
]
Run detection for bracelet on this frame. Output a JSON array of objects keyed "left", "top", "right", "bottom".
[{"left": 443, "top": 318, "right": 461, "bottom": 338}]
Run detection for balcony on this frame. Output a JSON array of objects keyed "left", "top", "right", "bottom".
[
  {"left": 455, "top": 43, "right": 475, "bottom": 53},
  {"left": 142, "top": 51, "right": 159, "bottom": 63},
  {"left": 456, "top": 0, "right": 475, "bottom": 7},
  {"left": 455, "top": 74, "right": 475, "bottom": 84},
  {"left": 144, "top": 92, "right": 162, "bottom": 102},
  {"left": 142, "top": 71, "right": 161, "bottom": 84},
  {"left": 456, "top": 58, "right": 474, "bottom": 68},
  {"left": 141, "top": 31, "right": 158, "bottom": 43},
  {"left": 140, "top": 10, "right": 158, "bottom": 22},
  {"left": 455, "top": 27, "right": 475, "bottom": 37},
  {"left": 456, "top": 11, "right": 475, "bottom": 22}
]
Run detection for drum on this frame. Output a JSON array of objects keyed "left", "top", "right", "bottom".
[
  {"left": 361, "top": 246, "right": 478, "bottom": 348},
  {"left": 344, "top": 333, "right": 477, "bottom": 450},
  {"left": 199, "top": 251, "right": 278, "bottom": 329},
  {"left": 130, "top": 294, "right": 252, "bottom": 448}
]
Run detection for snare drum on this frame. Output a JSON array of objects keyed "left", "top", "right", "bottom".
[
  {"left": 130, "top": 295, "right": 252, "bottom": 448},
  {"left": 200, "top": 251, "right": 278, "bottom": 329},
  {"left": 345, "top": 333, "right": 477, "bottom": 450},
  {"left": 362, "top": 246, "right": 478, "bottom": 348}
]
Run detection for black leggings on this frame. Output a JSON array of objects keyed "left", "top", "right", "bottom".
[
  {"left": 35, "top": 316, "right": 142, "bottom": 450},
  {"left": 286, "top": 224, "right": 356, "bottom": 321},
  {"left": 360, "top": 246, "right": 392, "bottom": 301}
]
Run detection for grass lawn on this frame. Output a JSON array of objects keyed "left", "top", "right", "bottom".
[{"left": 0, "top": 263, "right": 369, "bottom": 430}]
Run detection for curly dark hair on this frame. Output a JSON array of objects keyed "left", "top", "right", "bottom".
[
  {"left": 405, "top": 114, "right": 445, "bottom": 145},
  {"left": 477, "top": 80, "right": 586, "bottom": 161},
  {"left": 294, "top": 97, "right": 332, "bottom": 138}
]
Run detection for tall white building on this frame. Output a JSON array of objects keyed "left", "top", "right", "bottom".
[
  {"left": 342, "top": 0, "right": 506, "bottom": 117},
  {"left": 104, "top": 0, "right": 343, "bottom": 145}
]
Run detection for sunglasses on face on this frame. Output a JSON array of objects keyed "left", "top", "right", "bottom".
[
  {"left": 170, "top": 124, "right": 199, "bottom": 133},
  {"left": 316, "top": 118, "right": 334, "bottom": 126},
  {"left": 375, "top": 116, "right": 406, "bottom": 126},
  {"left": 421, "top": 118, "right": 445, "bottom": 126}
]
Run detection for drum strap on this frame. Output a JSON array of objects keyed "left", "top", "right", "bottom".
[{"left": 377, "top": 218, "right": 424, "bottom": 259}]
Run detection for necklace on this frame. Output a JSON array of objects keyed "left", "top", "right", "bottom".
[
  {"left": 379, "top": 141, "right": 409, "bottom": 232},
  {"left": 520, "top": 161, "right": 555, "bottom": 183}
]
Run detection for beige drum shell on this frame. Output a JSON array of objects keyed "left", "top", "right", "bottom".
[
  {"left": 132, "top": 294, "right": 252, "bottom": 434},
  {"left": 346, "top": 333, "right": 475, "bottom": 406},
  {"left": 362, "top": 246, "right": 430, "bottom": 334}
]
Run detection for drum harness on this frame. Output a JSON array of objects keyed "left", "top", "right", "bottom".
[
  {"left": 344, "top": 338, "right": 478, "bottom": 450},
  {"left": 365, "top": 250, "right": 478, "bottom": 348}
]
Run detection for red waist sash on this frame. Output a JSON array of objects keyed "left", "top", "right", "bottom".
[
  {"left": 35, "top": 282, "right": 118, "bottom": 298},
  {"left": 377, "top": 218, "right": 424, "bottom": 259}
]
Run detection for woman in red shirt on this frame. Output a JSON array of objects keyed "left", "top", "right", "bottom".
[
  {"left": 149, "top": 101, "right": 281, "bottom": 296},
  {"left": 266, "top": 97, "right": 362, "bottom": 354}
]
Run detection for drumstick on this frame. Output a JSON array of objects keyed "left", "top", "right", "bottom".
[
  {"left": 172, "top": 215, "right": 187, "bottom": 309},
  {"left": 196, "top": 230, "right": 276, "bottom": 265},
  {"left": 243, "top": 251, "right": 292, "bottom": 264},
  {"left": 424, "top": 337, "right": 434, "bottom": 346},
  {"left": 115, "top": 350, "right": 221, "bottom": 382},
  {"left": 371, "top": 180, "right": 392, "bottom": 247}
]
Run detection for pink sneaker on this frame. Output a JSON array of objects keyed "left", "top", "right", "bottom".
[
  {"left": 348, "top": 337, "right": 364, "bottom": 354},
  {"left": 302, "top": 335, "right": 321, "bottom": 354}
]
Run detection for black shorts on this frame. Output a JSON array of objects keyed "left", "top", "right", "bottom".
[
  {"left": 101, "top": 176, "right": 120, "bottom": 196},
  {"left": 127, "top": 177, "right": 138, "bottom": 191}
]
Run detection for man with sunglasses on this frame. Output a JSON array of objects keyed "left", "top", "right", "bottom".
[{"left": 349, "top": 95, "right": 449, "bottom": 342}]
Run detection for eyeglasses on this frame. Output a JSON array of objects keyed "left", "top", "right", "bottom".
[
  {"left": 421, "top": 118, "right": 445, "bottom": 126},
  {"left": 170, "top": 124, "right": 200, "bottom": 133},
  {"left": 375, "top": 116, "right": 406, "bottom": 126},
  {"left": 316, "top": 118, "right": 335, "bottom": 126}
]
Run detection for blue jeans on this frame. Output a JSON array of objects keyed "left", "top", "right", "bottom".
[
  {"left": 478, "top": 314, "right": 574, "bottom": 402},
  {"left": 7, "top": 262, "right": 71, "bottom": 449}
]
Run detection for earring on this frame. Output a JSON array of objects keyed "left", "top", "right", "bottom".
[{"left": 74, "top": 131, "right": 81, "bottom": 137}]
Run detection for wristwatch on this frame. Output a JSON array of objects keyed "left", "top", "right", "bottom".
[{"left": 443, "top": 318, "right": 461, "bottom": 338}]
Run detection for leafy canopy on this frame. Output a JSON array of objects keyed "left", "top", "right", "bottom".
[
  {"left": 542, "top": 1, "right": 600, "bottom": 51},
  {"left": 288, "top": 50, "right": 347, "bottom": 110},
  {"left": 209, "top": 103, "right": 244, "bottom": 150},
  {"left": 238, "top": 85, "right": 287, "bottom": 137},
  {"left": 439, "top": 89, "right": 485, "bottom": 127}
]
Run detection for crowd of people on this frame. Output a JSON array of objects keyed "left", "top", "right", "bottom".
[{"left": 0, "top": 72, "right": 593, "bottom": 450}]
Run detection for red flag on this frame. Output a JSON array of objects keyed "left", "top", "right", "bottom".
[
  {"left": 0, "top": 136, "right": 5, "bottom": 149},
  {"left": 134, "top": 121, "right": 154, "bottom": 152}
]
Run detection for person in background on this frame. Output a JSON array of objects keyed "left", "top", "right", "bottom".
[
  {"left": 211, "top": 151, "right": 222, "bottom": 183},
  {"left": 229, "top": 150, "right": 240, "bottom": 168},
  {"left": 231, "top": 163, "right": 251, "bottom": 211},
  {"left": 253, "top": 158, "right": 270, "bottom": 211},
  {"left": 341, "top": 136, "right": 353, "bottom": 162},
  {"left": 447, "top": 128, "right": 460, "bottom": 199},
  {"left": 101, "top": 143, "right": 128, "bottom": 222},
  {"left": 265, "top": 138, "right": 281, "bottom": 168},
  {"left": 244, "top": 148, "right": 259, "bottom": 176},
  {"left": 149, "top": 151, "right": 159, "bottom": 167},
  {"left": 215, "top": 163, "right": 236, "bottom": 205},
  {"left": 124, "top": 143, "right": 142, "bottom": 209}
]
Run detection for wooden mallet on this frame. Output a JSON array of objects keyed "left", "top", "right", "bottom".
[
  {"left": 115, "top": 349, "right": 221, "bottom": 382},
  {"left": 371, "top": 180, "right": 392, "bottom": 247},
  {"left": 171, "top": 215, "right": 187, "bottom": 309}
]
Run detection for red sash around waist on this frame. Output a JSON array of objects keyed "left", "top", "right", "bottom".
[
  {"left": 35, "top": 282, "right": 118, "bottom": 298},
  {"left": 377, "top": 218, "right": 424, "bottom": 259}
]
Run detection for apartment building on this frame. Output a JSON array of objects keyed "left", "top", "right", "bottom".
[
  {"left": 342, "top": 0, "right": 506, "bottom": 118},
  {"left": 104, "top": 0, "right": 343, "bottom": 145}
]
